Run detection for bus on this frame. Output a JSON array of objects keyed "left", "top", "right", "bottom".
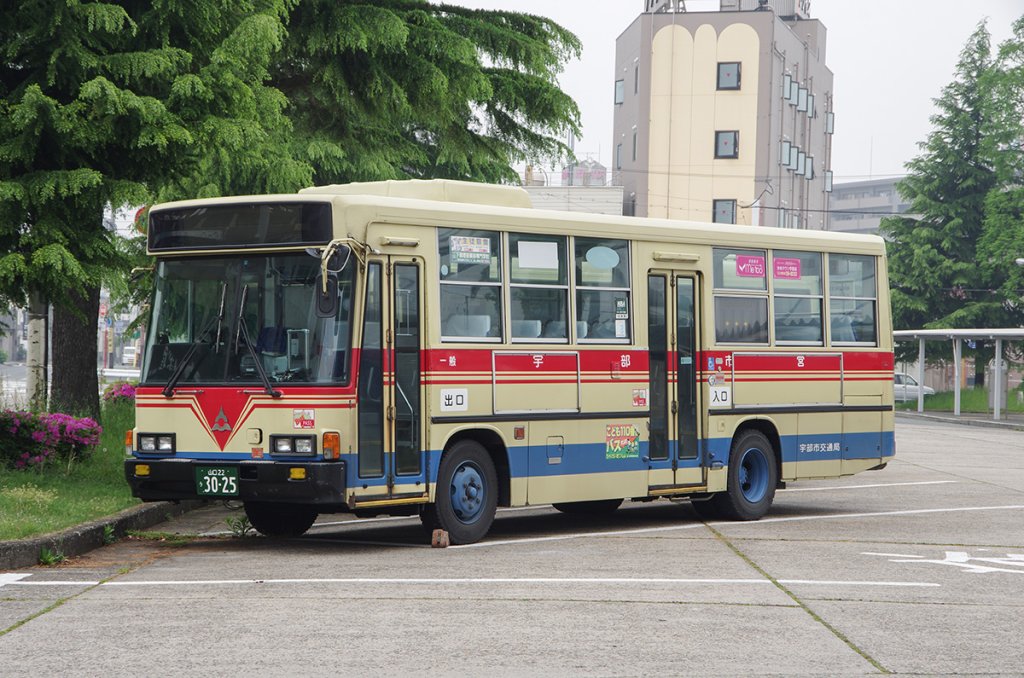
[{"left": 125, "top": 179, "right": 895, "bottom": 544}]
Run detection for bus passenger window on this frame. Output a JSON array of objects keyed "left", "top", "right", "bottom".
[
  {"left": 828, "top": 254, "right": 877, "bottom": 345},
  {"left": 714, "top": 297, "right": 768, "bottom": 344},
  {"left": 510, "top": 233, "right": 568, "bottom": 342},
  {"left": 438, "top": 228, "right": 502, "bottom": 342},
  {"left": 575, "top": 238, "right": 631, "bottom": 343},
  {"left": 773, "top": 250, "right": 823, "bottom": 345}
]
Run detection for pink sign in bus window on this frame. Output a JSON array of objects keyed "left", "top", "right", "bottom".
[
  {"left": 773, "top": 257, "right": 802, "bottom": 279},
  {"left": 735, "top": 255, "right": 765, "bottom": 277}
]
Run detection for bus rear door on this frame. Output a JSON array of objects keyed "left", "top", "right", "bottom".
[{"left": 647, "top": 273, "right": 705, "bottom": 492}]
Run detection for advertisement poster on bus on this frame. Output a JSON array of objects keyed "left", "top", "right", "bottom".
[
  {"left": 450, "top": 235, "right": 491, "bottom": 264},
  {"left": 605, "top": 424, "right": 640, "bottom": 459}
]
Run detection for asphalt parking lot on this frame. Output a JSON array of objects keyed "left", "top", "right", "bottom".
[{"left": 2, "top": 417, "right": 1023, "bottom": 676}]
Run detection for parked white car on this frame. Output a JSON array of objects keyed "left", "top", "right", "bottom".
[{"left": 894, "top": 372, "right": 935, "bottom": 402}]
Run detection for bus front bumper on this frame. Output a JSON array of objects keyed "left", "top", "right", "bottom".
[{"left": 124, "top": 458, "right": 346, "bottom": 505}]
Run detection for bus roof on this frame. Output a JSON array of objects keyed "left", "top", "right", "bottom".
[{"left": 150, "top": 179, "right": 886, "bottom": 256}]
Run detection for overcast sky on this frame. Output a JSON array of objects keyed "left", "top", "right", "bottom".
[{"left": 446, "top": 0, "right": 1022, "bottom": 183}]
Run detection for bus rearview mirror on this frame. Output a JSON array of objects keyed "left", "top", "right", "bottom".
[{"left": 315, "top": 273, "right": 339, "bottom": 318}]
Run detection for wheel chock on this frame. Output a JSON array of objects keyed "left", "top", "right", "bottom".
[{"left": 431, "top": 529, "right": 450, "bottom": 548}]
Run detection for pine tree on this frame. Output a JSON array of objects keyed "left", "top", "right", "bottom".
[
  {"left": 977, "top": 16, "right": 1024, "bottom": 339},
  {"left": 275, "top": 1, "right": 581, "bottom": 185},
  {"left": 0, "top": 1, "right": 299, "bottom": 416},
  {"left": 880, "top": 23, "right": 999, "bottom": 380}
]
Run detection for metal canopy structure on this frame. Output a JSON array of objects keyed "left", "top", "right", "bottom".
[{"left": 893, "top": 329, "right": 1024, "bottom": 420}]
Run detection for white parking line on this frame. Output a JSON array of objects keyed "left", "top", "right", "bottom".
[
  {"left": 0, "top": 576, "right": 940, "bottom": 588},
  {"left": 456, "top": 504, "right": 1024, "bottom": 549},
  {"left": 780, "top": 480, "right": 957, "bottom": 493}
]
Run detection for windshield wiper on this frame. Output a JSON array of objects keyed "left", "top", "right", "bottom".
[
  {"left": 234, "top": 285, "right": 282, "bottom": 398},
  {"left": 162, "top": 283, "right": 227, "bottom": 397}
]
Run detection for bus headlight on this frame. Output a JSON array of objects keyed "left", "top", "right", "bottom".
[
  {"left": 137, "top": 434, "right": 175, "bottom": 454},
  {"left": 270, "top": 435, "right": 316, "bottom": 456}
]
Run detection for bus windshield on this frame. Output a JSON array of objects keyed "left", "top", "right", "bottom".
[{"left": 141, "top": 253, "right": 355, "bottom": 387}]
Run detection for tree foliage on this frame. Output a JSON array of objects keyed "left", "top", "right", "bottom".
[
  {"left": 1, "top": 1, "right": 581, "bottom": 414},
  {"left": 274, "top": 1, "right": 581, "bottom": 186},
  {"left": 882, "top": 19, "right": 1024, "bottom": 370}
]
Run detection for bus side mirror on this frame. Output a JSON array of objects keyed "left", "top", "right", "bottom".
[{"left": 315, "top": 273, "right": 339, "bottom": 318}]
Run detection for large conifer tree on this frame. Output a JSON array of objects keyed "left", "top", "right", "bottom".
[{"left": 0, "top": 1, "right": 581, "bottom": 416}]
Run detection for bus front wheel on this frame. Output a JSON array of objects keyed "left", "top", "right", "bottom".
[
  {"left": 426, "top": 440, "right": 498, "bottom": 545},
  {"left": 244, "top": 501, "right": 318, "bottom": 538},
  {"left": 699, "top": 430, "right": 778, "bottom": 521}
]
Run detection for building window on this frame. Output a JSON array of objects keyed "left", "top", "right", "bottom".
[
  {"left": 632, "top": 131, "right": 638, "bottom": 161},
  {"left": 824, "top": 170, "right": 834, "bottom": 192},
  {"left": 634, "top": 65, "right": 640, "bottom": 93},
  {"left": 713, "top": 199, "right": 736, "bottom": 224},
  {"left": 715, "top": 131, "right": 739, "bottom": 159},
  {"left": 616, "top": 143, "right": 623, "bottom": 169},
  {"left": 825, "top": 111, "right": 835, "bottom": 134},
  {"left": 717, "top": 62, "right": 741, "bottom": 90},
  {"left": 614, "top": 79, "right": 625, "bottom": 105}
]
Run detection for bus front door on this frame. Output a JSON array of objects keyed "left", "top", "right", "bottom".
[
  {"left": 646, "top": 273, "right": 704, "bottom": 492},
  {"left": 356, "top": 258, "right": 427, "bottom": 501}
]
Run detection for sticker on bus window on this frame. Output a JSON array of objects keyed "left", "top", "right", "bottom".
[
  {"left": 615, "top": 298, "right": 628, "bottom": 319},
  {"left": 293, "top": 409, "right": 315, "bottom": 429},
  {"left": 632, "top": 389, "right": 648, "bottom": 407},
  {"left": 615, "top": 319, "right": 627, "bottom": 337},
  {"left": 735, "top": 255, "right": 765, "bottom": 277},
  {"left": 450, "top": 236, "right": 491, "bottom": 265},
  {"left": 709, "top": 385, "right": 731, "bottom": 408},
  {"left": 774, "top": 257, "right": 802, "bottom": 279},
  {"left": 605, "top": 424, "right": 640, "bottom": 459}
]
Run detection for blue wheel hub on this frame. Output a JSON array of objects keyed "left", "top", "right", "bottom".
[
  {"left": 738, "top": 447, "right": 770, "bottom": 503},
  {"left": 449, "top": 461, "right": 486, "bottom": 524}
]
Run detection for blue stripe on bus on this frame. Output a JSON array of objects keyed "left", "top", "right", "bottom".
[{"left": 167, "top": 428, "right": 894, "bottom": 489}]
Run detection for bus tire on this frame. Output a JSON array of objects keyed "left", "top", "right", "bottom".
[
  {"left": 428, "top": 440, "right": 498, "bottom": 545},
  {"left": 244, "top": 501, "right": 318, "bottom": 538},
  {"left": 711, "top": 430, "right": 778, "bottom": 521},
  {"left": 552, "top": 499, "right": 623, "bottom": 515}
]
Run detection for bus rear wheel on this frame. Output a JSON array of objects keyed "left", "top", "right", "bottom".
[
  {"left": 700, "top": 430, "right": 778, "bottom": 521},
  {"left": 425, "top": 440, "right": 498, "bottom": 545},
  {"left": 244, "top": 501, "right": 318, "bottom": 538},
  {"left": 552, "top": 499, "right": 623, "bottom": 515}
]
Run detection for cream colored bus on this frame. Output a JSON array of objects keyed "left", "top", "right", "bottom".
[{"left": 125, "top": 180, "right": 895, "bottom": 544}]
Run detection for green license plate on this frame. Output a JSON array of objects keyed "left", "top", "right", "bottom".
[{"left": 195, "top": 466, "right": 239, "bottom": 496}]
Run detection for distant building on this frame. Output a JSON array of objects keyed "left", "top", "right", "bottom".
[
  {"left": 561, "top": 159, "right": 608, "bottom": 187},
  {"left": 614, "top": 0, "right": 835, "bottom": 227},
  {"left": 828, "top": 177, "right": 911, "bottom": 235},
  {"left": 523, "top": 186, "right": 625, "bottom": 216}
]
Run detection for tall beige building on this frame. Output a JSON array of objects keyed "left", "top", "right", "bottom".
[{"left": 613, "top": 0, "right": 834, "bottom": 228}]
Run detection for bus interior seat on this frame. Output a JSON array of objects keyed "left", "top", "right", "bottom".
[
  {"left": 543, "top": 320, "right": 567, "bottom": 338},
  {"left": 446, "top": 314, "right": 491, "bottom": 337},
  {"left": 512, "top": 320, "right": 542, "bottom": 338}
]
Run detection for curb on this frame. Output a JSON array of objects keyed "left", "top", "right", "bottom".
[
  {"left": 0, "top": 500, "right": 205, "bottom": 570},
  {"left": 896, "top": 411, "right": 1024, "bottom": 432}
]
